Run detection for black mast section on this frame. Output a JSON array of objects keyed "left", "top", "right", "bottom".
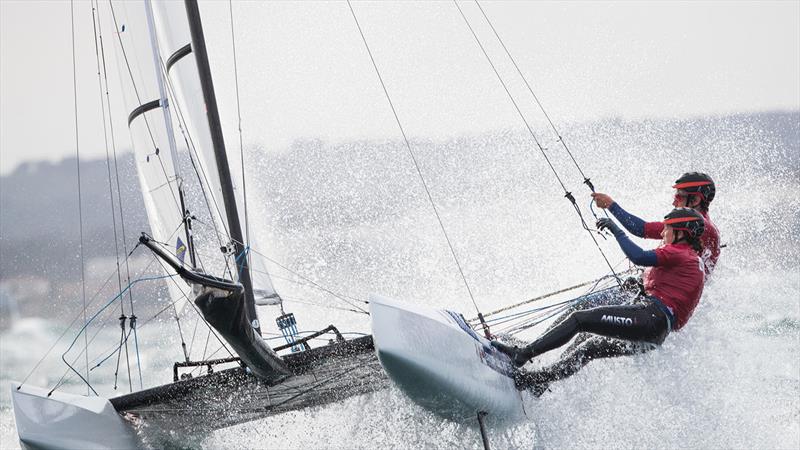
[{"left": 184, "top": 0, "right": 260, "bottom": 334}]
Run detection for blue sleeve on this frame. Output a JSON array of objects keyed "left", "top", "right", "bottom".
[
  {"left": 609, "top": 203, "right": 645, "bottom": 238},
  {"left": 610, "top": 228, "right": 658, "bottom": 266}
]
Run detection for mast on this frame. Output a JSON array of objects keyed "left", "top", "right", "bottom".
[{"left": 183, "top": 0, "right": 261, "bottom": 333}]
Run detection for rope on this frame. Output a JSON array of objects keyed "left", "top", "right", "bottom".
[
  {"left": 474, "top": 1, "right": 592, "bottom": 188},
  {"left": 228, "top": 0, "right": 253, "bottom": 282},
  {"left": 281, "top": 296, "right": 369, "bottom": 315},
  {"left": 109, "top": 0, "right": 184, "bottom": 223},
  {"left": 107, "top": 0, "right": 157, "bottom": 149},
  {"left": 473, "top": 0, "right": 612, "bottom": 226},
  {"left": 70, "top": 0, "right": 91, "bottom": 395},
  {"left": 51, "top": 263, "right": 191, "bottom": 393},
  {"left": 188, "top": 316, "right": 200, "bottom": 360},
  {"left": 474, "top": 269, "right": 634, "bottom": 320},
  {"left": 498, "top": 302, "right": 574, "bottom": 335},
  {"left": 17, "top": 242, "right": 142, "bottom": 389},
  {"left": 152, "top": 255, "right": 237, "bottom": 361},
  {"left": 51, "top": 236, "right": 241, "bottom": 393},
  {"left": 496, "top": 280, "right": 621, "bottom": 335},
  {"left": 452, "top": 1, "right": 622, "bottom": 287},
  {"left": 158, "top": 57, "right": 233, "bottom": 274},
  {"left": 109, "top": 0, "right": 178, "bottom": 389},
  {"left": 346, "top": 0, "right": 483, "bottom": 321},
  {"left": 235, "top": 245, "right": 250, "bottom": 282},
  {"left": 187, "top": 217, "right": 369, "bottom": 314},
  {"left": 52, "top": 273, "right": 176, "bottom": 396},
  {"left": 91, "top": 0, "right": 133, "bottom": 392},
  {"left": 482, "top": 296, "right": 590, "bottom": 325}
]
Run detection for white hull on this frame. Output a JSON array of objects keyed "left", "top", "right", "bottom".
[
  {"left": 369, "top": 295, "right": 526, "bottom": 421},
  {"left": 10, "top": 382, "right": 140, "bottom": 450}
]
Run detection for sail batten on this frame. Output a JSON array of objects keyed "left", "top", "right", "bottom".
[{"left": 128, "top": 99, "right": 161, "bottom": 125}]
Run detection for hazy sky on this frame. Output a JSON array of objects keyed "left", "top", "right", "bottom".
[{"left": 1, "top": 0, "right": 798, "bottom": 175}]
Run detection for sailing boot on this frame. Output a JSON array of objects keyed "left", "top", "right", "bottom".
[{"left": 490, "top": 340, "right": 534, "bottom": 368}]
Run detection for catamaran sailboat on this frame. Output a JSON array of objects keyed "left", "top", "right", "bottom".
[{"left": 11, "top": 1, "right": 628, "bottom": 448}]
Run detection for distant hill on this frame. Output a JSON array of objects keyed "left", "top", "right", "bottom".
[{"left": 0, "top": 152, "right": 149, "bottom": 280}]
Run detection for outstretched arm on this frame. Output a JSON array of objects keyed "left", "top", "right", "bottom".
[
  {"left": 591, "top": 193, "right": 646, "bottom": 237},
  {"left": 608, "top": 203, "right": 646, "bottom": 237},
  {"left": 596, "top": 218, "right": 658, "bottom": 266}
]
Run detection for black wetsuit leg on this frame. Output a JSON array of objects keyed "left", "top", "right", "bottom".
[
  {"left": 516, "top": 336, "right": 656, "bottom": 396},
  {"left": 545, "top": 287, "right": 628, "bottom": 331},
  {"left": 544, "top": 286, "right": 634, "bottom": 353},
  {"left": 527, "top": 301, "right": 669, "bottom": 358}
]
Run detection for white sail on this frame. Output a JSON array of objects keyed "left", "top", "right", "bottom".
[
  {"left": 122, "top": 6, "right": 193, "bottom": 310},
  {"left": 149, "top": 0, "right": 281, "bottom": 303}
]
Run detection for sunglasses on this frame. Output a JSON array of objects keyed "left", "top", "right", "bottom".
[{"left": 674, "top": 191, "right": 703, "bottom": 202}]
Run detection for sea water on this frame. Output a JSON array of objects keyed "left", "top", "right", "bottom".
[{"left": 1, "top": 113, "right": 798, "bottom": 448}]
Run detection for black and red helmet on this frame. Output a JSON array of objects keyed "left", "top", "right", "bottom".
[
  {"left": 663, "top": 207, "right": 705, "bottom": 238},
  {"left": 673, "top": 172, "right": 715, "bottom": 203}
]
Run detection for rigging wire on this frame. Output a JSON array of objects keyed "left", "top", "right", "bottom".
[
  {"left": 70, "top": 0, "right": 91, "bottom": 396},
  {"left": 52, "top": 241, "right": 240, "bottom": 392},
  {"left": 188, "top": 316, "right": 200, "bottom": 359},
  {"left": 228, "top": 0, "right": 253, "bottom": 280},
  {"left": 52, "top": 272, "right": 176, "bottom": 396},
  {"left": 152, "top": 257, "right": 237, "bottom": 360},
  {"left": 110, "top": 0, "right": 228, "bottom": 383},
  {"left": 107, "top": 0, "right": 158, "bottom": 150},
  {"left": 346, "top": 0, "right": 485, "bottom": 324},
  {"left": 188, "top": 217, "right": 368, "bottom": 314},
  {"left": 17, "top": 242, "right": 143, "bottom": 389},
  {"left": 146, "top": 231, "right": 369, "bottom": 318},
  {"left": 91, "top": 0, "right": 134, "bottom": 393},
  {"left": 473, "top": 268, "right": 635, "bottom": 321},
  {"left": 109, "top": 0, "right": 184, "bottom": 221},
  {"left": 50, "top": 245, "right": 153, "bottom": 393},
  {"left": 281, "top": 296, "right": 369, "bottom": 315},
  {"left": 107, "top": 0, "right": 180, "bottom": 390},
  {"left": 268, "top": 269, "right": 367, "bottom": 304},
  {"left": 474, "top": 0, "right": 599, "bottom": 194},
  {"left": 452, "top": 0, "right": 622, "bottom": 287},
  {"left": 495, "top": 277, "right": 621, "bottom": 335},
  {"left": 473, "top": 0, "right": 612, "bottom": 228},
  {"left": 200, "top": 327, "right": 212, "bottom": 368},
  {"left": 88, "top": 281, "right": 216, "bottom": 375},
  {"left": 40, "top": 221, "right": 184, "bottom": 393},
  {"left": 26, "top": 217, "right": 228, "bottom": 393},
  {"left": 157, "top": 56, "right": 233, "bottom": 269}
]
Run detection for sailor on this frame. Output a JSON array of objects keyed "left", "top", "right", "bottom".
[
  {"left": 491, "top": 208, "right": 706, "bottom": 396},
  {"left": 545, "top": 172, "right": 720, "bottom": 319},
  {"left": 592, "top": 171, "right": 720, "bottom": 275}
]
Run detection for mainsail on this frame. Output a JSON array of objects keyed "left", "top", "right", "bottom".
[
  {"left": 147, "top": 0, "right": 281, "bottom": 306},
  {"left": 125, "top": 0, "right": 289, "bottom": 380}
]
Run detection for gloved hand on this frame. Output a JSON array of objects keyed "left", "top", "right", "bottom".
[
  {"left": 591, "top": 192, "right": 615, "bottom": 209},
  {"left": 596, "top": 218, "right": 622, "bottom": 235}
]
